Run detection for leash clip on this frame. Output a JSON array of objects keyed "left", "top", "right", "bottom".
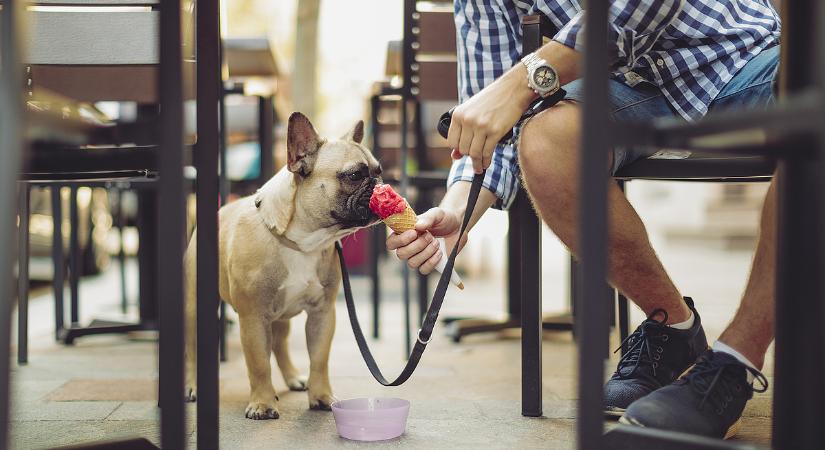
[{"left": 416, "top": 329, "right": 431, "bottom": 345}]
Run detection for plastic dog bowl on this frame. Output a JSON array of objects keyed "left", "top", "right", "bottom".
[{"left": 331, "top": 397, "right": 410, "bottom": 441}]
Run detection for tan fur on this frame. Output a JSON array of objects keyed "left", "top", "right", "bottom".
[{"left": 184, "top": 118, "right": 379, "bottom": 419}]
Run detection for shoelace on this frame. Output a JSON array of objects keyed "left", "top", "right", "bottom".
[
  {"left": 614, "top": 309, "right": 670, "bottom": 378},
  {"left": 681, "top": 354, "right": 769, "bottom": 415}
]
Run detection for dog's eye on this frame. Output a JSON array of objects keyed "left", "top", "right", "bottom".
[{"left": 348, "top": 172, "right": 365, "bottom": 181}]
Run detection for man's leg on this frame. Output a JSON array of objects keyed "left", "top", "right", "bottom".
[
  {"left": 518, "top": 100, "right": 709, "bottom": 416},
  {"left": 717, "top": 177, "right": 776, "bottom": 369},
  {"left": 622, "top": 180, "right": 774, "bottom": 438},
  {"left": 518, "top": 101, "right": 690, "bottom": 323}
]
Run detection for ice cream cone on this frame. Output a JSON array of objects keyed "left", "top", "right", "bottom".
[
  {"left": 370, "top": 183, "right": 465, "bottom": 289},
  {"left": 382, "top": 205, "right": 417, "bottom": 233}
]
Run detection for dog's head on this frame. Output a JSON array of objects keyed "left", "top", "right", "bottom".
[{"left": 255, "top": 112, "right": 382, "bottom": 244}]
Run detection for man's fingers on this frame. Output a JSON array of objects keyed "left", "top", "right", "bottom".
[
  {"left": 482, "top": 137, "right": 497, "bottom": 171},
  {"left": 406, "top": 238, "right": 439, "bottom": 270},
  {"left": 451, "top": 148, "right": 462, "bottom": 160},
  {"left": 469, "top": 133, "right": 486, "bottom": 174},
  {"left": 395, "top": 233, "right": 434, "bottom": 260},
  {"left": 386, "top": 229, "right": 417, "bottom": 251},
  {"left": 458, "top": 126, "right": 474, "bottom": 160},
  {"left": 415, "top": 208, "right": 445, "bottom": 232},
  {"left": 418, "top": 247, "right": 444, "bottom": 275},
  {"left": 446, "top": 113, "right": 461, "bottom": 151}
]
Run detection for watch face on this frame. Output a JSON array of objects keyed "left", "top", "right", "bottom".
[{"left": 533, "top": 66, "right": 556, "bottom": 89}]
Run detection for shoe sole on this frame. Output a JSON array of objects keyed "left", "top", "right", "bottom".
[
  {"left": 619, "top": 414, "right": 741, "bottom": 440},
  {"left": 603, "top": 407, "right": 625, "bottom": 419}
]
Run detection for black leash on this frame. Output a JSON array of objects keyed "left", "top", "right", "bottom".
[
  {"left": 336, "top": 91, "right": 564, "bottom": 386},
  {"left": 335, "top": 171, "right": 484, "bottom": 386}
]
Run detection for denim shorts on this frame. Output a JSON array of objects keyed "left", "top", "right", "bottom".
[{"left": 561, "top": 45, "right": 781, "bottom": 174}]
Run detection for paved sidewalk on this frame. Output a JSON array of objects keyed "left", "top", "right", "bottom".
[{"left": 9, "top": 240, "right": 773, "bottom": 449}]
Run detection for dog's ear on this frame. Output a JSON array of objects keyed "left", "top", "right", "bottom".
[
  {"left": 255, "top": 168, "right": 296, "bottom": 235},
  {"left": 342, "top": 120, "right": 364, "bottom": 144},
  {"left": 287, "top": 112, "right": 322, "bottom": 177}
]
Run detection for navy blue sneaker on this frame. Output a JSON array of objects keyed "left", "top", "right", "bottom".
[
  {"left": 604, "top": 297, "right": 708, "bottom": 417},
  {"left": 621, "top": 350, "right": 768, "bottom": 439}
]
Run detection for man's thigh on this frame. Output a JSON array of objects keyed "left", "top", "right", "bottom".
[
  {"left": 709, "top": 45, "right": 780, "bottom": 112},
  {"left": 561, "top": 78, "right": 678, "bottom": 174}
]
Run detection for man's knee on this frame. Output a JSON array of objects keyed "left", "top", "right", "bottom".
[{"left": 518, "top": 102, "right": 580, "bottom": 186}]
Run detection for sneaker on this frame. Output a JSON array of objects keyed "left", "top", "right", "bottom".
[
  {"left": 620, "top": 350, "right": 768, "bottom": 439},
  {"left": 604, "top": 297, "right": 708, "bottom": 417}
]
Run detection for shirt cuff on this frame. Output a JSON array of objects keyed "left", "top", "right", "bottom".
[{"left": 447, "top": 153, "right": 519, "bottom": 210}]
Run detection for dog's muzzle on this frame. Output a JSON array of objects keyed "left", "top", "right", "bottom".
[{"left": 334, "top": 178, "right": 380, "bottom": 228}]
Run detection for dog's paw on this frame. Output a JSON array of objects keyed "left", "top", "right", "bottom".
[
  {"left": 184, "top": 386, "right": 197, "bottom": 403},
  {"left": 245, "top": 402, "right": 280, "bottom": 420},
  {"left": 309, "top": 393, "right": 336, "bottom": 411},
  {"left": 286, "top": 376, "right": 308, "bottom": 392}
]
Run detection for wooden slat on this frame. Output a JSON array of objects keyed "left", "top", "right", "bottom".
[
  {"left": 416, "top": 60, "right": 458, "bottom": 101},
  {"left": 28, "top": 11, "right": 159, "bottom": 64},
  {"left": 225, "top": 38, "right": 279, "bottom": 77},
  {"left": 26, "top": 2, "right": 195, "bottom": 64},
  {"left": 417, "top": 11, "right": 456, "bottom": 54},
  {"left": 31, "top": 62, "right": 196, "bottom": 103},
  {"left": 33, "top": 1, "right": 158, "bottom": 4}
]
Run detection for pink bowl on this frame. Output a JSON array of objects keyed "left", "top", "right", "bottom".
[{"left": 331, "top": 397, "right": 410, "bottom": 441}]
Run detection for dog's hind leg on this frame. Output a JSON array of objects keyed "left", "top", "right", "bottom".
[
  {"left": 305, "top": 303, "right": 336, "bottom": 410},
  {"left": 272, "top": 319, "right": 307, "bottom": 391},
  {"left": 239, "top": 312, "right": 280, "bottom": 419}
]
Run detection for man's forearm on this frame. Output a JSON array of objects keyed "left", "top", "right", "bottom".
[{"left": 440, "top": 181, "right": 499, "bottom": 232}]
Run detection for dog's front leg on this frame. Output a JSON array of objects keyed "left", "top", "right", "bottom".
[
  {"left": 305, "top": 304, "right": 336, "bottom": 410},
  {"left": 239, "top": 313, "right": 280, "bottom": 419}
]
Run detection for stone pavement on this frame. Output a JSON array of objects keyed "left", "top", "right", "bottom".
[{"left": 9, "top": 238, "right": 773, "bottom": 449}]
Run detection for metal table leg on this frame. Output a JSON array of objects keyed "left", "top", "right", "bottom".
[
  {"left": 196, "top": 0, "right": 222, "bottom": 447},
  {"left": 520, "top": 189, "right": 543, "bottom": 417},
  {"left": 17, "top": 184, "right": 30, "bottom": 365},
  {"left": 51, "top": 186, "right": 65, "bottom": 339},
  {"left": 158, "top": 0, "right": 186, "bottom": 447},
  {"left": 1, "top": 1, "right": 27, "bottom": 446}
]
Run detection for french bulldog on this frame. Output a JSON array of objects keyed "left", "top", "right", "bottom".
[{"left": 184, "top": 112, "right": 381, "bottom": 419}]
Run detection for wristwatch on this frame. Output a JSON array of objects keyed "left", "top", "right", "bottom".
[{"left": 521, "top": 52, "right": 560, "bottom": 98}]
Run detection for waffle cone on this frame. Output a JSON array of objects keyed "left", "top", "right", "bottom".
[{"left": 383, "top": 206, "right": 417, "bottom": 233}]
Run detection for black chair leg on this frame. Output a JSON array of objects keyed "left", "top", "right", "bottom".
[
  {"left": 617, "top": 293, "right": 630, "bottom": 353},
  {"left": 69, "top": 186, "right": 80, "bottom": 325},
  {"left": 520, "top": 190, "right": 543, "bottom": 417},
  {"left": 116, "top": 189, "right": 128, "bottom": 314},
  {"left": 51, "top": 185, "right": 65, "bottom": 340},
  {"left": 17, "top": 184, "right": 30, "bottom": 365}
]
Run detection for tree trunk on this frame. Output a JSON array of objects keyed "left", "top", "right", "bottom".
[{"left": 292, "top": 0, "right": 321, "bottom": 119}]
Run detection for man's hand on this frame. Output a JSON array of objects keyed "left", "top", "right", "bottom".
[
  {"left": 386, "top": 207, "right": 467, "bottom": 274},
  {"left": 447, "top": 63, "right": 536, "bottom": 174}
]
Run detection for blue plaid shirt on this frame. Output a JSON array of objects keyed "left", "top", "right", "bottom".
[{"left": 449, "top": 0, "right": 781, "bottom": 209}]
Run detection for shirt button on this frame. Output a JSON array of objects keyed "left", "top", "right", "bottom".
[{"left": 656, "top": 59, "right": 665, "bottom": 67}]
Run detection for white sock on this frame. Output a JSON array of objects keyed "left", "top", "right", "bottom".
[
  {"left": 667, "top": 311, "right": 694, "bottom": 330},
  {"left": 713, "top": 341, "right": 757, "bottom": 383}
]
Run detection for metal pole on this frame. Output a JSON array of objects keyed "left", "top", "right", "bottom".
[
  {"left": 400, "top": 0, "right": 415, "bottom": 357},
  {"left": 369, "top": 94, "right": 382, "bottom": 339},
  {"left": 69, "top": 186, "right": 80, "bottom": 324},
  {"left": 51, "top": 186, "right": 65, "bottom": 339},
  {"left": 196, "top": 0, "right": 221, "bottom": 447},
  {"left": 578, "top": 0, "right": 611, "bottom": 448},
  {"left": 117, "top": 189, "right": 128, "bottom": 314},
  {"left": 519, "top": 190, "right": 543, "bottom": 417},
  {"left": 218, "top": 37, "right": 229, "bottom": 364},
  {"left": 158, "top": 0, "right": 186, "bottom": 447},
  {"left": 0, "top": 0, "right": 27, "bottom": 447},
  {"left": 17, "top": 184, "right": 30, "bottom": 365}
]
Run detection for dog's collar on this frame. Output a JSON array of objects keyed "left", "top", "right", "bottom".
[{"left": 255, "top": 198, "right": 305, "bottom": 251}]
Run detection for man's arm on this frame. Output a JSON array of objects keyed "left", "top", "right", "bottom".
[{"left": 447, "top": 0, "right": 684, "bottom": 173}]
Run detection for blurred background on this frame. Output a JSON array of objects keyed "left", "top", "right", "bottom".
[{"left": 7, "top": 1, "right": 776, "bottom": 448}]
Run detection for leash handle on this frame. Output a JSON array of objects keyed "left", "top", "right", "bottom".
[{"left": 336, "top": 171, "right": 485, "bottom": 386}]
